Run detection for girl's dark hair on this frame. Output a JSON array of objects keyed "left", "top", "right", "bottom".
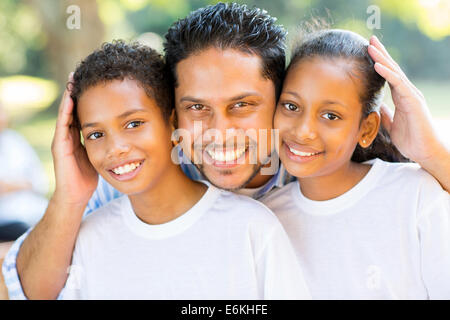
[
  {"left": 70, "top": 40, "right": 174, "bottom": 127},
  {"left": 289, "top": 28, "right": 409, "bottom": 163}
]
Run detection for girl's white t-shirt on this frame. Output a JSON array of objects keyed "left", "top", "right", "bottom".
[
  {"left": 61, "top": 184, "right": 311, "bottom": 300},
  {"left": 261, "top": 158, "right": 450, "bottom": 299}
]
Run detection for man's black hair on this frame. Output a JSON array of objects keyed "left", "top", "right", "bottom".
[
  {"left": 164, "top": 2, "right": 287, "bottom": 98},
  {"left": 70, "top": 40, "right": 173, "bottom": 126}
]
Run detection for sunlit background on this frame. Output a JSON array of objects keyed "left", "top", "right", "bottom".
[{"left": 0, "top": 0, "right": 449, "bottom": 195}]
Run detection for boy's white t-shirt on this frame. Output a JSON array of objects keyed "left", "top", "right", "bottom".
[
  {"left": 61, "top": 184, "right": 311, "bottom": 300},
  {"left": 261, "top": 158, "right": 450, "bottom": 299}
]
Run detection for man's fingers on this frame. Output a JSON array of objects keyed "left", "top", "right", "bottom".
[
  {"left": 380, "top": 103, "right": 393, "bottom": 134},
  {"left": 368, "top": 45, "right": 398, "bottom": 75},
  {"left": 370, "top": 36, "right": 401, "bottom": 69}
]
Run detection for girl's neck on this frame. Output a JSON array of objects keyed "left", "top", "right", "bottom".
[
  {"left": 128, "top": 165, "right": 207, "bottom": 225},
  {"left": 298, "top": 161, "right": 371, "bottom": 201}
]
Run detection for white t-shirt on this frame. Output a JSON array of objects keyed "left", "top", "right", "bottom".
[
  {"left": 61, "top": 184, "right": 311, "bottom": 300},
  {"left": 261, "top": 158, "right": 450, "bottom": 299}
]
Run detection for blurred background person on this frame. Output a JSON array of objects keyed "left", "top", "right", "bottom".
[{"left": 0, "top": 102, "right": 48, "bottom": 241}]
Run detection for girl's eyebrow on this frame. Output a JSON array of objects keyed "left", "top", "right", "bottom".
[{"left": 81, "top": 108, "right": 149, "bottom": 129}]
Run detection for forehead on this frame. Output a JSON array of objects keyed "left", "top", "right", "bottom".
[
  {"left": 283, "top": 57, "right": 363, "bottom": 104},
  {"left": 174, "top": 47, "right": 275, "bottom": 102},
  {"left": 77, "top": 79, "right": 158, "bottom": 120}
]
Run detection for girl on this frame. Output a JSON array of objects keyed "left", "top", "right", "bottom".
[{"left": 262, "top": 29, "right": 450, "bottom": 299}]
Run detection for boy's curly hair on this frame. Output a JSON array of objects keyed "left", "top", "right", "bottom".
[{"left": 70, "top": 40, "right": 173, "bottom": 125}]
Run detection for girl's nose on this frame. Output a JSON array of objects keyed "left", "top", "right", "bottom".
[
  {"left": 106, "top": 137, "right": 131, "bottom": 159},
  {"left": 294, "top": 116, "right": 317, "bottom": 142}
]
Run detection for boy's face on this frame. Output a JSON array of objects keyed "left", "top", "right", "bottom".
[
  {"left": 275, "top": 57, "right": 368, "bottom": 179},
  {"left": 174, "top": 47, "right": 276, "bottom": 190},
  {"left": 77, "top": 78, "right": 174, "bottom": 195}
]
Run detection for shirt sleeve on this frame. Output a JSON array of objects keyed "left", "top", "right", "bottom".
[
  {"left": 254, "top": 219, "right": 311, "bottom": 300},
  {"left": 1, "top": 176, "right": 120, "bottom": 300},
  {"left": 416, "top": 172, "right": 450, "bottom": 299}
]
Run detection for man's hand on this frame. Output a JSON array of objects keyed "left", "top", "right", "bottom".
[
  {"left": 52, "top": 74, "right": 98, "bottom": 205},
  {"left": 368, "top": 36, "right": 449, "bottom": 191},
  {"left": 16, "top": 74, "right": 99, "bottom": 299}
]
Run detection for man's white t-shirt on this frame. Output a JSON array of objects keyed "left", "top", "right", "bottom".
[
  {"left": 61, "top": 184, "right": 311, "bottom": 300},
  {"left": 261, "top": 158, "right": 450, "bottom": 299}
]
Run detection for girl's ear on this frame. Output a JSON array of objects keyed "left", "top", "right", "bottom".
[{"left": 358, "top": 111, "right": 381, "bottom": 148}]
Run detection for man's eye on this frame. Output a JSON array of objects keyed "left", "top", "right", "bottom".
[
  {"left": 233, "top": 102, "right": 248, "bottom": 108},
  {"left": 126, "top": 121, "right": 143, "bottom": 129},
  {"left": 87, "top": 132, "right": 103, "bottom": 140},
  {"left": 322, "top": 113, "right": 340, "bottom": 121},
  {"left": 282, "top": 103, "right": 299, "bottom": 112},
  {"left": 189, "top": 104, "right": 205, "bottom": 111}
]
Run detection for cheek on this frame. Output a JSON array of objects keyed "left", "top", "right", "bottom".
[
  {"left": 324, "top": 121, "right": 360, "bottom": 157},
  {"left": 85, "top": 143, "right": 105, "bottom": 170}
]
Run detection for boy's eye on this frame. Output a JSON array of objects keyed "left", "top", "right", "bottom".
[
  {"left": 322, "top": 113, "right": 340, "bottom": 121},
  {"left": 126, "top": 120, "right": 143, "bottom": 129},
  {"left": 189, "top": 104, "right": 206, "bottom": 111},
  {"left": 282, "top": 103, "right": 299, "bottom": 112},
  {"left": 87, "top": 132, "right": 103, "bottom": 140}
]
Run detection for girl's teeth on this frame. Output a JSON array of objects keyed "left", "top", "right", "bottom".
[{"left": 288, "top": 146, "right": 320, "bottom": 157}]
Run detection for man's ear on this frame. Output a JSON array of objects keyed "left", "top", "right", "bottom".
[
  {"left": 358, "top": 111, "right": 381, "bottom": 148},
  {"left": 169, "top": 109, "right": 179, "bottom": 147},
  {"left": 169, "top": 109, "right": 177, "bottom": 131}
]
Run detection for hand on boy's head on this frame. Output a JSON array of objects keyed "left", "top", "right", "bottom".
[{"left": 51, "top": 82, "right": 98, "bottom": 207}]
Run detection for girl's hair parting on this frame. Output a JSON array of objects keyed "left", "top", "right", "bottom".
[{"left": 289, "top": 21, "right": 409, "bottom": 163}]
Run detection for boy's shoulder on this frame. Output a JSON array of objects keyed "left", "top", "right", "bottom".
[{"left": 79, "top": 195, "right": 128, "bottom": 236}]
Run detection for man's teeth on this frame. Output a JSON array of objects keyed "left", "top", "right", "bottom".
[
  {"left": 206, "top": 147, "right": 247, "bottom": 162},
  {"left": 288, "top": 146, "right": 321, "bottom": 157},
  {"left": 112, "top": 162, "right": 142, "bottom": 175}
]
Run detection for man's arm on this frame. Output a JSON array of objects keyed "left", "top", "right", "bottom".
[
  {"left": 13, "top": 78, "right": 98, "bottom": 299},
  {"left": 368, "top": 36, "right": 450, "bottom": 192}
]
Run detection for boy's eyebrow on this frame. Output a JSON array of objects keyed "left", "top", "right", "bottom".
[
  {"left": 179, "top": 92, "right": 261, "bottom": 104},
  {"left": 81, "top": 108, "right": 149, "bottom": 129}
]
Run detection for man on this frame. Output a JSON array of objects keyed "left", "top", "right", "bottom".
[{"left": 3, "top": 3, "right": 449, "bottom": 299}]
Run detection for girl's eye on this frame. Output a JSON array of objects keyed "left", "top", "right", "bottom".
[
  {"left": 282, "top": 103, "right": 299, "bottom": 112},
  {"left": 126, "top": 120, "right": 143, "bottom": 129},
  {"left": 322, "top": 113, "right": 340, "bottom": 121},
  {"left": 87, "top": 132, "right": 103, "bottom": 140},
  {"left": 189, "top": 104, "right": 206, "bottom": 111}
]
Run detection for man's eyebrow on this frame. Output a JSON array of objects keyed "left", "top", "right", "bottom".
[
  {"left": 179, "top": 92, "right": 262, "bottom": 104},
  {"left": 81, "top": 108, "right": 149, "bottom": 129}
]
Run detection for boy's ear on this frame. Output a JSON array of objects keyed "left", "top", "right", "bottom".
[{"left": 358, "top": 111, "right": 381, "bottom": 148}]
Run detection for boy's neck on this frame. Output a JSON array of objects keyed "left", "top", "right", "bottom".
[
  {"left": 298, "top": 161, "right": 371, "bottom": 201},
  {"left": 128, "top": 165, "right": 207, "bottom": 225}
]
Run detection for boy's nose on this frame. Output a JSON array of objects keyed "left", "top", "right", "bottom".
[{"left": 106, "top": 138, "right": 131, "bottom": 159}]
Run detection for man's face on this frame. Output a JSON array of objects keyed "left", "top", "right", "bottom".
[{"left": 174, "top": 47, "right": 276, "bottom": 190}]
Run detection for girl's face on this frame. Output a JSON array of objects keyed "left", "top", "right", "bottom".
[
  {"left": 77, "top": 78, "right": 175, "bottom": 195},
  {"left": 275, "top": 57, "right": 376, "bottom": 179}
]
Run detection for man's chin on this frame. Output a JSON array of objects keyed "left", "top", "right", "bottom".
[{"left": 197, "top": 164, "right": 261, "bottom": 191}]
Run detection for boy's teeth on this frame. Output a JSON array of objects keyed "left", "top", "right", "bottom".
[
  {"left": 207, "top": 147, "right": 246, "bottom": 162},
  {"left": 288, "top": 146, "right": 320, "bottom": 157},
  {"left": 112, "top": 162, "right": 141, "bottom": 175}
]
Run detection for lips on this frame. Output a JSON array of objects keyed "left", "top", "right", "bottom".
[
  {"left": 283, "top": 141, "right": 324, "bottom": 163},
  {"left": 107, "top": 159, "right": 145, "bottom": 181}
]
